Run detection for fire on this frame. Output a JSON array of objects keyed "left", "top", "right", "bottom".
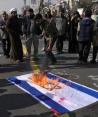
[
  {"left": 30, "top": 70, "right": 60, "bottom": 91},
  {"left": 31, "top": 70, "right": 48, "bottom": 87}
]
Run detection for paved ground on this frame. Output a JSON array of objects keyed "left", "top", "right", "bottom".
[{"left": 0, "top": 40, "right": 98, "bottom": 117}]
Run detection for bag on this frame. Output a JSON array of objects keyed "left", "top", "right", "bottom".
[{"left": 21, "top": 35, "right": 27, "bottom": 56}]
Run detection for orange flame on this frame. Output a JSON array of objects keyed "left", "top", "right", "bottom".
[
  {"left": 31, "top": 70, "right": 60, "bottom": 91},
  {"left": 31, "top": 70, "right": 48, "bottom": 87}
]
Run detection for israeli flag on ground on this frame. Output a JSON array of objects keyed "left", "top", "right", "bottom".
[{"left": 7, "top": 72, "right": 98, "bottom": 114}]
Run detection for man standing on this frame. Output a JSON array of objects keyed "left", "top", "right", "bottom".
[
  {"left": 56, "top": 11, "right": 68, "bottom": 54},
  {"left": 43, "top": 11, "right": 58, "bottom": 64},
  {"left": 78, "top": 8, "right": 95, "bottom": 63},
  {"left": 23, "top": 8, "right": 35, "bottom": 58},
  {"left": 7, "top": 8, "right": 23, "bottom": 62},
  {"left": 0, "top": 11, "right": 11, "bottom": 58}
]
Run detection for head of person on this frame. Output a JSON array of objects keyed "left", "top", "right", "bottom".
[
  {"left": 2, "top": 11, "right": 8, "bottom": 20},
  {"left": 84, "top": 8, "right": 92, "bottom": 17},
  {"left": 34, "top": 13, "right": 42, "bottom": 24},
  {"left": 73, "top": 11, "right": 80, "bottom": 18},
  {"left": 51, "top": 9, "right": 57, "bottom": 17},
  {"left": 27, "top": 8, "right": 34, "bottom": 19},
  {"left": 10, "top": 8, "right": 17, "bottom": 17},
  {"left": 45, "top": 11, "right": 52, "bottom": 22}
]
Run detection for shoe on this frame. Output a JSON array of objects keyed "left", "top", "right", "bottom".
[
  {"left": 15, "top": 59, "right": 24, "bottom": 63},
  {"left": 90, "top": 60, "right": 96, "bottom": 64},
  {"left": 26, "top": 55, "right": 31, "bottom": 59},
  {"left": 15, "top": 60, "right": 20, "bottom": 63},
  {"left": 19, "top": 59, "right": 24, "bottom": 62},
  {"left": 5, "top": 55, "right": 10, "bottom": 58},
  {"left": 50, "top": 60, "right": 57, "bottom": 65},
  {"left": 77, "top": 60, "right": 87, "bottom": 64},
  {"left": 41, "top": 47, "right": 45, "bottom": 51},
  {"left": 57, "top": 51, "right": 65, "bottom": 54},
  {"left": 56, "top": 51, "right": 62, "bottom": 54},
  {"left": 33, "top": 57, "right": 39, "bottom": 61},
  {"left": 77, "top": 60, "right": 83, "bottom": 64}
]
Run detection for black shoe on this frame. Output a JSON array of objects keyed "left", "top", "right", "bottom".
[
  {"left": 50, "top": 60, "right": 57, "bottom": 65},
  {"left": 15, "top": 59, "right": 24, "bottom": 63},
  {"left": 60, "top": 51, "right": 65, "bottom": 54},
  {"left": 90, "top": 60, "right": 96, "bottom": 64},
  {"left": 5, "top": 55, "right": 10, "bottom": 58},
  {"left": 20, "top": 59, "right": 24, "bottom": 62},
  {"left": 57, "top": 51, "right": 64, "bottom": 54},
  {"left": 33, "top": 57, "right": 39, "bottom": 61},
  {"left": 56, "top": 52, "right": 61, "bottom": 54}
]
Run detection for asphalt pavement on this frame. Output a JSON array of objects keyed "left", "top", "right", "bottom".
[{"left": 0, "top": 40, "right": 98, "bottom": 117}]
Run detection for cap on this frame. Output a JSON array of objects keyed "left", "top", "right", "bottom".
[{"left": 10, "top": 8, "right": 17, "bottom": 13}]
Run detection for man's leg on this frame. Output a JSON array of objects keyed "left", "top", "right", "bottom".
[
  {"left": 26, "top": 36, "right": 33, "bottom": 57},
  {"left": 33, "top": 35, "right": 39, "bottom": 59}
]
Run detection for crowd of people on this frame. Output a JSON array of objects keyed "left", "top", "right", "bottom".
[{"left": 0, "top": 7, "right": 98, "bottom": 66}]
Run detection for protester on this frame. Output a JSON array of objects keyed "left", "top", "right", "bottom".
[
  {"left": 56, "top": 10, "right": 68, "bottom": 54},
  {"left": 6, "top": 8, "right": 23, "bottom": 62},
  {"left": 43, "top": 10, "right": 58, "bottom": 64},
  {"left": 23, "top": 8, "right": 35, "bottom": 58},
  {"left": 30, "top": 13, "right": 43, "bottom": 60},
  {"left": 23, "top": 8, "right": 43, "bottom": 60},
  {"left": 90, "top": 9, "right": 98, "bottom": 63},
  {"left": 77, "top": 8, "right": 95, "bottom": 63},
  {"left": 0, "top": 11, "right": 11, "bottom": 58},
  {"left": 68, "top": 11, "right": 80, "bottom": 53}
]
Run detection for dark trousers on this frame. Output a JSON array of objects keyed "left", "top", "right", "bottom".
[
  {"left": 68, "top": 29, "right": 78, "bottom": 53},
  {"left": 92, "top": 46, "right": 98, "bottom": 61},
  {"left": 10, "top": 33, "right": 23, "bottom": 61},
  {"left": 44, "top": 37, "right": 47, "bottom": 49},
  {"left": 78, "top": 40, "right": 91, "bottom": 62},
  {"left": 1, "top": 37, "right": 11, "bottom": 56},
  {"left": 45, "top": 37, "right": 57, "bottom": 63},
  {"left": 68, "top": 40, "right": 78, "bottom": 53},
  {"left": 56, "top": 35, "right": 64, "bottom": 52}
]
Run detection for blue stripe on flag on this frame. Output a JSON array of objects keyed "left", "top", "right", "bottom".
[
  {"left": 47, "top": 73, "right": 98, "bottom": 99},
  {"left": 8, "top": 77, "right": 70, "bottom": 114}
]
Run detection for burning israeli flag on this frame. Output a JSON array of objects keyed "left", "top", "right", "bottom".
[{"left": 7, "top": 72, "right": 98, "bottom": 115}]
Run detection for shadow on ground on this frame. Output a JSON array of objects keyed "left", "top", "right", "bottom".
[
  {"left": 13, "top": 112, "right": 76, "bottom": 117},
  {"left": 0, "top": 109, "right": 11, "bottom": 117},
  {"left": 13, "top": 112, "right": 53, "bottom": 117},
  {"left": 0, "top": 60, "right": 32, "bottom": 73},
  {"left": 0, "top": 89, "right": 7, "bottom": 94},
  {"left": 0, "top": 79, "right": 12, "bottom": 88},
  {"left": 0, "top": 93, "right": 38, "bottom": 110},
  {"left": 49, "top": 62, "right": 98, "bottom": 69}
]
